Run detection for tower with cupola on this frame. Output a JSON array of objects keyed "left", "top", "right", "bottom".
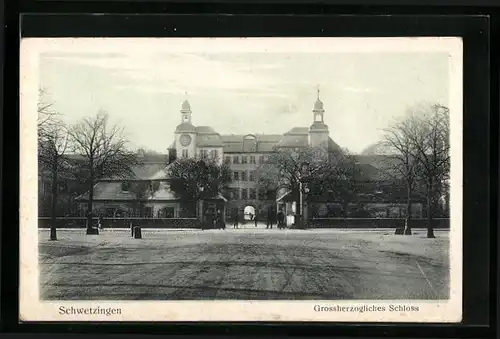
[
  {"left": 174, "top": 99, "right": 197, "bottom": 159},
  {"left": 308, "top": 88, "right": 330, "bottom": 156}
]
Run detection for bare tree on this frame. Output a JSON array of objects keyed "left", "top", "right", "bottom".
[
  {"left": 258, "top": 147, "right": 348, "bottom": 220},
  {"left": 68, "top": 111, "right": 141, "bottom": 235},
  {"left": 38, "top": 112, "right": 70, "bottom": 241},
  {"left": 406, "top": 104, "right": 450, "bottom": 238},
  {"left": 307, "top": 151, "right": 360, "bottom": 219},
  {"left": 258, "top": 148, "right": 317, "bottom": 218},
  {"left": 37, "top": 88, "right": 59, "bottom": 140},
  {"left": 38, "top": 88, "right": 70, "bottom": 240},
  {"left": 379, "top": 117, "right": 421, "bottom": 235}
]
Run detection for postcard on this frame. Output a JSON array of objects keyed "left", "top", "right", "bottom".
[{"left": 20, "top": 37, "right": 462, "bottom": 322}]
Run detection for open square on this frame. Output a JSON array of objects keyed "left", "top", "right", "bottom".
[
  {"left": 22, "top": 37, "right": 462, "bottom": 322},
  {"left": 39, "top": 227, "right": 449, "bottom": 300}
]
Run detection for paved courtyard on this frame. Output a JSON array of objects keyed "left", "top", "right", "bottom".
[{"left": 39, "top": 226, "right": 450, "bottom": 300}]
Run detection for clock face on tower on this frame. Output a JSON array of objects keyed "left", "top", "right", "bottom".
[{"left": 180, "top": 134, "right": 192, "bottom": 146}]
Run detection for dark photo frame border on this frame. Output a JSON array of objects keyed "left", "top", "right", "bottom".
[{"left": 1, "top": 8, "right": 494, "bottom": 339}]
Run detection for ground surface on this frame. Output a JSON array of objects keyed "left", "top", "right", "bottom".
[{"left": 39, "top": 224, "right": 450, "bottom": 300}]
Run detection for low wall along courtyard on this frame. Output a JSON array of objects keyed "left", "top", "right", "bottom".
[
  {"left": 38, "top": 217, "right": 450, "bottom": 229},
  {"left": 307, "top": 218, "right": 450, "bottom": 229},
  {"left": 38, "top": 217, "right": 201, "bottom": 229}
]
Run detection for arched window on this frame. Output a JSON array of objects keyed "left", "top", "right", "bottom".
[{"left": 314, "top": 112, "right": 323, "bottom": 122}]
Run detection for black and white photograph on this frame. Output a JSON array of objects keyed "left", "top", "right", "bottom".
[{"left": 20, "top": 37, "right": 462, "bottom": 322}]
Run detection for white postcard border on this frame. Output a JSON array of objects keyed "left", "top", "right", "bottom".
[{"left": 20, "top": 37, "right": 463, "bottom": 323}]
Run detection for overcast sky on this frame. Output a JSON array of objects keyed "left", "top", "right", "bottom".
[{"left": 38, "top": 39, "right": 451, "bottom": 154}]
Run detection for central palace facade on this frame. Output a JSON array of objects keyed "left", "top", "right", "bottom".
[{"left": 40, "top": 93, "right": 428, "bottom": 224}]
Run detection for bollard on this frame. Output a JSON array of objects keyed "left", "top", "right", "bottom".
[
  {"left": 134, "top": 226, "right": 142, "bottom": 239},
  {"left": 394, "top": 227, "right": 404, "bottom": 235}
]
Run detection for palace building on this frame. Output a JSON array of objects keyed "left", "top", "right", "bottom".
[
  {"left": 165, "top": 91, "right": 345, "bottom": 222},
  {"left": 68, "top": 91, "right": 430, "bottom": 224}
]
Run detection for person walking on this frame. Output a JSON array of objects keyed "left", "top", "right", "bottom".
[{"left": 254, "top": 210, "right": 258, "bottom": 227}]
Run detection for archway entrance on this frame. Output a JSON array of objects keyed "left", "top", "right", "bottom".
[{"left": 243, "top": 205, "right": 256, "bottom": 221}]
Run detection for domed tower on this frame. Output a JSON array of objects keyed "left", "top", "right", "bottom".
[
  {"left": 175, "top": 99, "right": 197, "bottom": 159},
  {"left": 180, "top": 99, "right": 192, "bottom": 123},
  {"left": 308, "top": 88, "right": 330, "bottom": 154}
]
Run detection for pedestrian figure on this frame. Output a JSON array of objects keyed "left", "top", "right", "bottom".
[
  {"left": 210, "top": 209, "right": 217, "bottom": 229},
  {"left": 277, "top": 210, "right": 285, "bottom": 229},
  {"left": 98, "top": 214, "right": 103, "bottom": 229},
  {"left": 232, "top": 209, "right": 239, "bottom": 229},
  {"left": 254, "top": 211, "right": 258, "bottom": 227},
  {"left": 267, "top": 208, "right": 276, "bottom": 229},
  {"left": 216, "top": 209, "right": 225, "bottom": 230}
]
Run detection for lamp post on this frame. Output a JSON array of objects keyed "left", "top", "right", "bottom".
[
  {"left": 303, "top": 185, "right": 310, "bottom": 227},
  {"left": 198, "top": 186, "right": 205, "bottom": 225},
  {"left": 298, "top": 161, "right": 310, "bottom": 229}
]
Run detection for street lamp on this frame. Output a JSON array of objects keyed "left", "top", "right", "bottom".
[
  {"left": 199, "top": 186, "right": 205, "bottom": 224},
  {"left": 298, "top": 161, "right": 310, "bottom": 228}
]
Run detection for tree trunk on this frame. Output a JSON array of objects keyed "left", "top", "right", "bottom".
[
  {"left": 342, "top": 200, "right": 349, "bottom": 221},
  {"left": 426, "top": 179, "right": 435, "bottom": 238},
  {"left": 86, "top": 178, "right": 97, "bottom": 235},
  {"left": 295, "top": 190, "right": 301, "bottom": 216},
  {"left": 50, "top": 168, "right": 58, "bottom": 241},
  {"left": 405, "top": 184, "right": 412, "bottom": 235},
  {"left": 292, "top": 188, "right": 302, "bottom": 228}
]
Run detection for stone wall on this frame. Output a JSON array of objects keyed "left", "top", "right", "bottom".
[
  {"left": 38, "top": 217, "right": 201, "bottom": 229},
  {"left": 307, "top": 218, "right": 450, "bottom": 229}
]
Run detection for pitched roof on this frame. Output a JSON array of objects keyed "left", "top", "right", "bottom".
[
  {"left": 150, "top": 182, "right": 178, "bottom": 200},
  {"left": 220, "top": 134, "right": 282, "bottom": 153},
  {"left": 138, "top": 153, "right": 168, "bottom": 163},
  {"left": 356, "top": 155, "right": 394, "bottom": 169},
  {"left": 355, "top": 155, "right": 406, "bottom": 180},
  {"left": 328, "top": 138, "right": 343, "bottom": 153},
  {"left": 196, "top": 134, "right": 224, "bottom": 147},
  {"left": 355, "top": 163, "right": 387, "bottom": 181},
  {"left": 195, "top": 126, "right": 217, "bottom": 134},
  {"left": 219, "top": 134, "right": 282, "bottom": 142},
  {"left": 148, "top": 167, "right": 169, "bottom": 180},
  {"left": 360, "top": 142, "right": 383, "bottom": 155},
  {"left": 101, "top": 163, "right": 167, "bottom": 181},
  {"left": 284, "top": 127, "right": 308, "bottom": 135},
  {"left": 76, "top": 182, "right": 138, "bottom": 201},
  {"left": 276, "top": 134, "right": 309, "bottom": 148}
]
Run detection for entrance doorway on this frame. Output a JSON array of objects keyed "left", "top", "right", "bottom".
[{"left": 243, "top": 205, "right": 256, "bottom": 221}]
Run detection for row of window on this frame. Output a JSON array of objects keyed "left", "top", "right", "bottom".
[
  {"left": 181, "top": 149, "right": 220, "bottom": 159},
  {"left": 233, "top": 170, "right": 256, "bottom": 182},
  {"left": 228, "top": 188, "right": 259, "bottom": 200},
  {"left": 225, "top": 155, "right": 267, "bottom": 165},
  {"left": 200, "top": 149, "right": 219, "bottom": 159},
  {"left": 178, "top": 152, "right": 266, "bottom": 164}
]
